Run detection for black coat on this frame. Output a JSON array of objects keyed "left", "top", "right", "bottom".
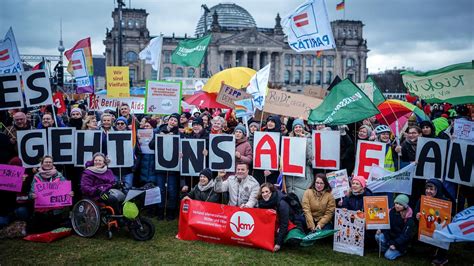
[
  {"left": 187, "top": 184, "right": 220, "bottom": 203},
  {"left": 258, "top": 191, "right": 292, "bottom": 246},
  {"left": 401, "top": 139, "right": 417, "bottom": 163},
  {"left": 341, "top": 189, "right": 373, "bottom": 212},
  {"left": 382, "top": 208, "right": 415, "bottom": 253}
]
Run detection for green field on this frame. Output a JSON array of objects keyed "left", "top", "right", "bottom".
[{"left": 1, "top": 220, "right": 473, "bottom": 265}]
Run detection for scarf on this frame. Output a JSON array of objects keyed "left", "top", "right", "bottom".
[
  {"left": 258, "top": 191, "right": 279, "bottom": 209},
  {"left": 351, "top": 190, "right": 364, "bottom": 196},
  {"left": 400, "top": 206, "right": 413, "bottom": 223},
  {"left": 86, "top": 165, "right": 108, "bottom": 174},
  {"left": 37, "top": 166, "right": 57, "bottom": 179},
  {"left": 235, "top": 136, "right": 247, "bottom": 145},
  {"left": 69, "top": 118, "right": 83, "bottom": 130},
  {"left": 405, "top": 138, "right": 417, "bottom": 152},
  {"left": 198, "top": 179, "right": 215, "bottom": 192}
]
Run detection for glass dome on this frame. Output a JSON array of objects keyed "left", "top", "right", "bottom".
[{"left": 195, "top": 3, "right": 256, "bottom": 36}]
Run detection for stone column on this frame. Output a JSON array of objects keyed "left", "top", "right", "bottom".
[
  {"left": 231, "top": 50, "right": 236, "bottom": 67},
  {"left": 242, "top": 51, "right": 248, "bottom": 67},
  {"left": 220, "top": 51, "right": 225, "bottom": 69},
  {"left": 255, "top": 51, "right": 261, "bottom": 70},
  {"left": 279, "top": 52, "right": 285, "bottom": 84}
]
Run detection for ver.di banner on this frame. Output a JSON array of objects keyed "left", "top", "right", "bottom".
[{"left": 176, "top": 199, "right": 277, "bottom": 252}]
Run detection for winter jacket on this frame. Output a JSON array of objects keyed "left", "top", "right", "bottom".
[
  {"left": 187, "top": 183, "right": 220, "bottom": 203},
  {"left": 80, "top": 161, "right": 116, "bottom": 200},
  {"left": 341, "top": 188, "right": 373, "bottom": 212},
  {"left": 235, "top": 137, "right": 253, "bottom": 166},
  {"left": 381, "top": 207, "right": 415, "bottom": 253},
  {"left": 29, "top": 172, "right": 66, "bottom": 199},
  {"left": 258, "top": 191, "right": 291, "bottom": 246},
  {"left": 302, "top": 189, "right": 336, "bottom": 230},
  {"left": 401, "top": 138, "right": 417, "bottom": 163},
  {"left": 214, "top": 174, "right": 260, "bottom": 207},
  {"left": 285, "top": 132, "right": 314, "bottom": 201}
]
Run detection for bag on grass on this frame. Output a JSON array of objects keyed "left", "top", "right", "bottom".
[{"left": 23, "top": 227, "right": 72, "bottom": 243}]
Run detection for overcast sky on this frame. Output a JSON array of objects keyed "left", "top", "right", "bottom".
[{"left": 1, "top": 0, "right": 473, "bottom": 73}]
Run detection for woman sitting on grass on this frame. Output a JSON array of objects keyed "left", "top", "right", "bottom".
[{"left": 302, "top": 173, "right": 336, "bottom": 232}]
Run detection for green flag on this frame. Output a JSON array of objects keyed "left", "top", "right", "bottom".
[
  {"left": 171, "top": 35, "right": 211, "bottom": 67},
  {"left": 366, "top": 76, "right": 386, "bottom": 106},
  {"left": 401, "top": 62, "right": 474, "bottom": 105},
  {"left": 308, "top": 79, "right": 380, "bottom": 125}
]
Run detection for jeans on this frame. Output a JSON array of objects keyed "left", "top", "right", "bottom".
[
  {"left": 153, "top": 171, "right": 178, "bottom": 209},
  {"left": 116, "top": 173, "right": 134, "bottom": 189},
  {"left": 375, "top": 233, "right": 402, "bottom": 260}
]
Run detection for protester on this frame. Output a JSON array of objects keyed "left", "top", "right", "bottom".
[
  {"left": 37, "top": 113, "right": 57, "bottom": 129},
  {"left": 357, "top": 125, "right": 374, "bottom": 141},
  {"left": 3, "top": 112, "right": 32, "bottom": 146},
  {"left": 339, "top": 176, "right": 372, "bottom": 211},
  {"left": 247, "top": 120, "right": 261, "bottom": 147},
  {"left": 200, "top": 113, "right": 212, "bottom": 133},
  {"left": 375, "top": 194, "right": 415, "bottom": 260},
  {"left": 119, "top": 103, "right": 138, "bottom": 129},
  {"left": 419, "top": 120, "right": 436, "bottom": 138},
  {"left": 374, "top": 125, "right": 400, "bottom": 172},
  {"left": 68, "top": 107, "right": 83, "bottom": 130},
  {"left": 112, "top": 117, "right": 134, "bottom": 188},
  {"left": 181, "top": 117, "right": 209, "bottom": 190},
  {"left": 302, "top": 173, "right": 336, "bottom": 232},
  {"left": 233, "top": 124, "right": 253, "bottom": 168},
  {"left": 182, "top": 168, "right": 220, "bottom": 203},
  {"left": 80, "top": 153, "right": 116, "bottom": 201},
  {"left": 82, "top": 115, "right": 98, "bottom": 130},
  {"left": 400, "top": 126, "right": 421, "bottom": 164},
  {"left": 210, "top": 116, "right": 225, "bottom": 134},
  {"left": 100, "top": 113, "right": 114, "bottom": 154},
  {"left": 254, "top": 115, "right": 282, "bottom": 185},
  {"left": 214, "top": 163, "right": 259, "bottom": 208}
]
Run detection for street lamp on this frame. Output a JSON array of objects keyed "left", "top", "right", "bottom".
[{"left": 117, "top": 0, "right": 125, "bottom": 66}]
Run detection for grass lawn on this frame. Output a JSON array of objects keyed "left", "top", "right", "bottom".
[{"left": 0, "top": 219, "right": 473, "bottom": 265}]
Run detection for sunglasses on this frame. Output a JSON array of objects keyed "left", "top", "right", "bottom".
[{"left": 116, "top": 122, "right": 126, "bottom": 125}]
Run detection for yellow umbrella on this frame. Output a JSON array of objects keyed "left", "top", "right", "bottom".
[{"left": 203, "top": 67, "right": 256, "bottom": 93}]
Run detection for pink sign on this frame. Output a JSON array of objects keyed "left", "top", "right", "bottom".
[
  {"left": 0, "top": 164, "right": 25, "bottom": 192},
  {"left": 34, "top": 181, "right": 72, "bottom": 208}
]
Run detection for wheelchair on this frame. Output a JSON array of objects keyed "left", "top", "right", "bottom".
[{"left": 70, "top": 186, "right": 155, "bottom": 241}]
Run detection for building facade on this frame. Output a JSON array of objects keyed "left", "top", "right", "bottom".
[{"left": 104, "top": 3, "right": 369, "bottom": 92}]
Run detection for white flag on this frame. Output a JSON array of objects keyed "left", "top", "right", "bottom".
[
  {"left": 0, "top": 27, "right": 24, "bottom": 74},
  {"left": 246, "top": 63, "right": 271, "bottom": 110},
  {"left": 282, "top": 0, "right": 336, "bottom": 52},
  {"left": 433, "top": 206, "right": 474, "bottom": 243},
  {"left": 367, "top": 163, "right": 415, "bottom": 195},
  {"left": 139, "top": 35, "right": 163, "bottom": 72}
]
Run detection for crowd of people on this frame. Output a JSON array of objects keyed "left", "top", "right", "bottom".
[{"left": 0, "top": 99, "right": 473, "bottom": 264}]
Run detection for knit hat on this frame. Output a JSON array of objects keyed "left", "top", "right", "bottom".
[
  {"left": 192, "top": 117, "right": 204, "bottom": 127},
  {"left": 116, "top": 116, "right": 128, "bottom": 125},
  {"left": 199, "top": 168, "right": 213, "bottom": 180},
  {"left": 394, "top": 194, "right": 410, "bottom": 208},
  {"left": 249, "top": 121, "right": 261, "bottom": 131},
  {"left": 70, "top": 107, "right": 82, "bottom": 116},
  {"left": 292, "top": 119, "right": 305, "bottom": 131},
  {"left": 432, "top": 117, "right": 449, "bottom": 136},
  {"left": 182, "top": 112, "right": 192, "bottom": 120},
  {"left": 351, "top": 176, "right": 366, "bottom": 188},
  {"left": 169, "top": 113, "right": 181, "bottom": 123},
  {"left": 234, "top": 124, "right": 247, "bottom": 135}
]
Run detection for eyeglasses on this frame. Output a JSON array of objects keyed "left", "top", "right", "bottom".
[{"left": 116, "top": 122, "right": 126, "bottom": 125}]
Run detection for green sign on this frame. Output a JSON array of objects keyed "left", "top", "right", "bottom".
[{"left": 171, "top": 35, "right": 211, "bottom": 67}]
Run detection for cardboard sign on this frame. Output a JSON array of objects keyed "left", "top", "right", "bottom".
[
  {"left": 363, "top": 196, "right": 390, "bottom": 230},
  {"left": 88, "top": 94, "right": 145, "bottom": 113},
  {"left": 415, "top": 137, "right": 447, "bottom": 180},
  {"left": 354, "top": 141, "right": 386, "bottom": 179},
  {"left": 106, "top": 66, "right": 130, "bottom": 98},
  {"left": 216, "top": 83, "right": 252, "bottom": 109},
  {"left": 107, "top": 131, "right": 134, "bottom": 168},
  {"left": 0, "top": 73, "right": 23, "bottom": 110},
  {"left": 137, "top": 129, "right": 154, "bottom": 155},
  {"left": 312, "top": 130, "right": 340, "bottom": 170},
  {"left": 145, "top": 80, "right": 182, "bottom": 115},
  {"left": 17, "top": 129, "right": 47, "bottom": 168},
  {"left": 281, "top": 136, "right": 306, "bottom": 177},
  {"left": 263, "top": 89, "right": 322, "bottom": 120},
  {"left": 333, "top": 208, "right": 365, "bottom": 256},
  {"left": 303, "top": 85, "right": 326, "bottom": 99},
  {"left": 34, "top": 181, "right": 72, "bottom": 209},
  {"left": 209, "top": 134, "right": 235, "bottom": 172},
  {"left": 22, "top": 70, "right": 53, "bottom": 107},
  {"left": 180, "top": 139, "right": 206, "bottom": 176},
  {"left": 445, "top": 140, "right": 474, "bottom": 187},
  {"left": 48, "top": 127, "right": 75, "bottom": 165},
  {"left": 75, "top": 130, "right": 102, "bottom": 167},
  {"left": 418, "top": 195, "right": 452, "bottom": 250},
  {"left": 253, "top": 132, "right": 280, "bottom": 170},
  {"left": 367, "top": 163, "right": 415, "bottom": 195},
  {"left": 453, "top": 119, "right": 474, "bottom": 142},
  {"left": 155, "top": 135, "right": 180, "bottom": 171},
  {"left": 177, "top": 199, "right": 276, "bottom": 252},
  {"left": 0, "top": 164, "right": 25, "bottom": 192},
  {"left": 327, "top": 169, "right": 350, "bottom": 199}
]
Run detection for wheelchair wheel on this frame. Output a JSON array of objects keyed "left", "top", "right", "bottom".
[
  {"left": 130, "top": 217, "right": 155, "bottom": 241},
  {"left": 71, "top": 199, "right": 101, "bottom": 237}
]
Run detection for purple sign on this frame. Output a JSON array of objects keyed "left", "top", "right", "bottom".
[
  {"left": 34, "top": 181, "right": 72, "bottom": 208},
  {"left": 0, "top": 164, "right": 25, "bottom": 192}
]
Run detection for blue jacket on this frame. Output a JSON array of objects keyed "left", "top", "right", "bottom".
[
  {"left": 382, "top": 207, "right": 415, "bottom": 253},
  {"left": 341, "top": 188, "right": 373, "bottom": 212}
]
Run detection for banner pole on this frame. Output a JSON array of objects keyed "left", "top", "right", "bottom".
[
  {"left": 164, "top": 171, "right": 169, "bottom": 217},
  {"left": 456, "top": 184, "right": 460, "bottom": 214},
  {"left": 51, "top": 104, "right": 59, "bottom": 128}
]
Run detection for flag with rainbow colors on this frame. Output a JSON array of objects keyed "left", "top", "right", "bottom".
[{"left": 65, "top": 37, "right": 95, "bottom": 93}]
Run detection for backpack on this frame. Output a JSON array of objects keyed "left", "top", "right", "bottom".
[{"left": 282, "top": 192, "right": 303, "bottom": 216}]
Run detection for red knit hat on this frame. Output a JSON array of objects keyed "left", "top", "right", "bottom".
[
  {"left": 9, "top": 157, "right": 22, "bottom": 166},
  {"left": 351, "top": 176, "right": 366, "bottom": 188}
]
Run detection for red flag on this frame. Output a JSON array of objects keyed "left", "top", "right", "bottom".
[
  {"left": 52, "top": 92, "right": 67, "bottom": 115},
  {"left": 316, "top": 51, "right": 322, "bottom": 58},
  {"left": 336, "top": 0, "right": 345, "bottom": 10},
  {"left": 32, "top": 59, "right": 45, "bottom": 70},
  {"left": 131, "top": 114, "right": 137, "bottom": 148}
]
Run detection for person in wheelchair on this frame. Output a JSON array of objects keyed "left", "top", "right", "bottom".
[{"left": 81, "top": 153, "right": 116, "bottom": 201}]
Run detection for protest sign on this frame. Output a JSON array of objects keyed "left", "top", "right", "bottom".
[
  {"left": 144, "top": 187, "right": 162, "bottom": 206},
  {"left": 281, "top": 137, "right": 306, "bottom": 177},
  {"left": 155, "top": 135, "right": 180, "bottom": 171},
  {"left": 22, "top": 70, "right": 53, "bottom": 107},
  {"left": 234, "top": 98, "right": 254, "bottom": 118},
  {"left": 326, "top": 169, "right": 349, "bottom": 199},
  {"left": 180, "top": 139, "right": 206, "bottom": 176},
  {"left": 88, "top": 94, "right": 145, "bottom": 113},
  {"left": 418, "top": 195, "right": 452, "bottom": 249},
  {"left": 137, "top": 129, "right": 154, "bottom": 155},
  {"left": 75, "top": 130, "right": 102, "bottom": 167},
  {"left": 303, "top": 85, "right": 326, "bottom": 99},
  {"left": 415, "top": 137, "right": 447, "bottom": 180},
  {"left": 48, "top": 128, "right": 75, "bottom": 165},
  {"left": 312, "top": 130, "right": 340, "bottom": 170},
  {"left": 433, "top": 206, "right": 474, "bottom": 243},
  {"left": 253, "top": 132, "right": 280, "bottom": 170},
  {"left": 0, "top": 28, "right": 24, "bottom": 74},
  {"left": 0, "top": 73, "right": 23, "bottom": 110},
  {"left": 367, "top": 163, "right": 415, "bottom": 195},
  {"left": 354, "top": 141, "right": 386, "bottom": 179},
  {"left": 216, "top": 83, "right": 252, "bottom": 109},
  {"left": 445, "top": 140, "right": 474, "bottom": 187},
  {"left": 107, "top": 132, "right": 133, "bottom": 168},
  {"left": 209, "top": 134, "right": 235, "bottom": 172},
  {"left": 145, "top": 80, "right": 182, "bottom": 115},
  {"left": 263, "top": 89, "right": 322, "bottom": 119},
  {"left": 65, "top": 37, "right": 94, "bottom": 93},
  {"left": 34, "top": 181, "right": 72, "bottom": 209},
  {"left": 17, "top": 129, "right": 47, "bottom": 168},
  {"left": 333, "top": 208, "right": 365, "bottom": 256},
  {"left": 453, "top": 119, "right": 474, "bottom": 142},
  {"left": 363, "top": 196, "right": 390, "bottom": 230},
  {"left": 106, "top": 66, "right": 130, "bottom": 98},
  {"left": 177, "top": 199, "right": 276, "bottom": 252},
  {"left": 0, "top": 164, "right": 24, "bottom": 192}
]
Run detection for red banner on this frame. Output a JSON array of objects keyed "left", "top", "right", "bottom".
[{"left": 177, "top": 199, "right": 277, "bottom": 252}]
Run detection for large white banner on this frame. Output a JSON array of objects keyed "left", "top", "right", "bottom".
[
  {"left": 180, "top": 139, "right": 206, "bottom": 176},
  {"left": 281, "top": 136, "right": 306, "bottom": 177},
  {"left": 367, "top": 163, "right": 415, "bottom": 195},
  {"left": 0, "top": 27, "right": 24, "bottom": 74},
  {"left": 88, "top": 94, "right": 145, "bottom": 113},
  {"left": 354, "top": 140, "right": 386, "bottom": 179},
  {"left": 209, "top": 134, "right": 235, "bottom": 172},
  {"left": 22, "top": 70, "right": 53, "bottom": 107},
  {"left": 445, "top": 140, "right": 474, "bottom": 187},
  {"left": 415, "top": 137, "right": 447, "bottom": 180},
  {"left": 282, "top": 0, "right": 336, "bottom": 52},
  {"left": 312, "top": 130, "right": 340, "bottom": 170},
  {"left": 0, "top": 73, "right": 23, "bottom": 110},
  {"left": 107, "top": 131, "right": 133, "bottom": 168},
  {"left": 253, "top": 132, "right": 281, "bottom": 170}
]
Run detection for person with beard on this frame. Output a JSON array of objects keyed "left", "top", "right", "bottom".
[
  {"left": 3, "top": 112, "right": 32, "bottom": 147},
  {"left": 182, "top": 168, "right": 220, "bottom": 203},
  {"left": 119, "top": 103, "right": 138, "bottom": 130},
  {"left": 68, "top": 108, "right": 83, "bottom": 130},
  {"left": 253, "top": 115, "right": 282, "bottom": 185}
]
